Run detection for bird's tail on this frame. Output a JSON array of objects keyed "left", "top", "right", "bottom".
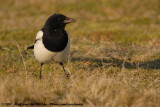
[{"left": 27, "top": 45, "right": 34, "bottom": 50}]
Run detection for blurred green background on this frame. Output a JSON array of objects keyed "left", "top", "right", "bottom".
[{"left": 0, "top": 0, "right": 160, "bottom": 46}]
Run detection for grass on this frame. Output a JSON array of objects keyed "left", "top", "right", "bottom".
[{"left": 0, "top": 0, "right": 160, "bottom": 106}]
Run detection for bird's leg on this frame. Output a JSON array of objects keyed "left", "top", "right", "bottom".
[
  {"left": 59, "top": 62, "right": 69, "bottom": 79},
  {"left": 40, "top": 63, "right": 43, "bottom": 79}
]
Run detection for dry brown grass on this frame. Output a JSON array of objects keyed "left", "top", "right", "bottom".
[{"left": 0, "top": 65, "right": 160, "bottom": 107}]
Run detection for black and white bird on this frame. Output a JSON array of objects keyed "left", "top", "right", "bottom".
[{"left": 27, "top": 14, "right": 75, "bottom": 79}]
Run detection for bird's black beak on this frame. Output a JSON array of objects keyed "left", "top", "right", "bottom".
[{"left": 64, "top": 17, "right": 76, "bottom": 24}]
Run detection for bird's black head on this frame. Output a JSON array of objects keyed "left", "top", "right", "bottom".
[{"left": 44, "top": 14, "right": 76, "bottom": 30}]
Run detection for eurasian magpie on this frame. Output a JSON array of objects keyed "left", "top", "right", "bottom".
[{"left": 27, "top": 14, "right": 75, "bottom": 79}]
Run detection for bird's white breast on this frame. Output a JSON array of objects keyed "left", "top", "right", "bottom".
[{"left": 34, "top": 30, "right": 70, "bottom": 63}]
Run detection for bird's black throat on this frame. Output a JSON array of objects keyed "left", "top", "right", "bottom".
[{"left": 42, "top": 28, "right": 68, "bottom": 52}]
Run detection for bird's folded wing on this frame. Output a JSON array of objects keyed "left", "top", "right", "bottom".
[{"left": 27, "top": 30, "right": 44, "bottom": 50}]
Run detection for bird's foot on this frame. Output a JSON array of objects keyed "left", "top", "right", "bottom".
[
  {"left": 39, "top": 76, "right": 42, "bottom": 79},
  {"left": 65, "top": 73, "right": 70, "bottom": 79}
]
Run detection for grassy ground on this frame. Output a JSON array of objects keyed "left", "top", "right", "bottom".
[{"left": 0, "top": 0, "right": 160, "bottom": 107}]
